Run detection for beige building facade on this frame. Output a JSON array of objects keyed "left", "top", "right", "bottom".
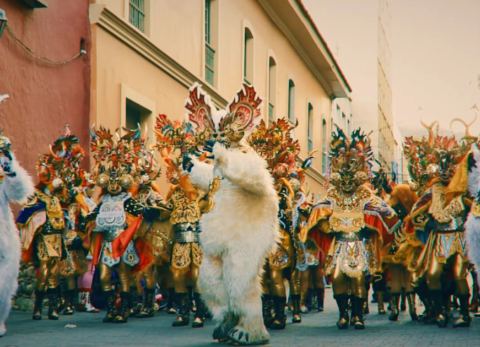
[
  {"left": 376, "top": 0, "right": 397, "bottom": 174},
  {"left": 305, "top": 0, "right": 400, "bottom": 179},
  {"left": 88, "top": 0, "right": 351, "bottom": 194}
]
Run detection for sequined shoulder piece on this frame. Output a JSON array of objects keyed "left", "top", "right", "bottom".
[{"left": 125, "top": 197, "right": 144, "bottom": 217}]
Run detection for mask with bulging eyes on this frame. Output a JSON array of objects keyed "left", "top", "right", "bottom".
[
  {"left": 107, "top": 173, "right": 122, "bottom": 195},
  {"left": 97, "top": 173, "right": 109, "bottom": 188},
  {"left": 97, "top": 170, "right": 134, "bottom": 195},
  {"left": 437, "top": 150, "right": 455, "bottom": 184},
  {"left": 119, "top": 174, "right": 133, "bottom": 190},
  {"left": 331, "top": 151, "right": 367, "bottom": 195}
]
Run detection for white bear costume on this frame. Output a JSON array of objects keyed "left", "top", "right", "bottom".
[
  {"left": 184, "top": 84, "right": 279, "bottom": 345},
  {"left": 466, "top": 144, "right": 480, "bottom": 271},
  {"left": 0, "top": 150, "right": 34, "bottom": 337},
  {"left": 189, "top": 141, "right": 278, "bottom": 345}
]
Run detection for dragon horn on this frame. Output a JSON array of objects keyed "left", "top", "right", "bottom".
[
  {"left": 64, "top": 124, "right": 71, "bottom": 136},
  {"left": 450, "top": 114, "right": 477, "bottom": 138},
  {"left": 49, "top": 145, "right": 60, "bottom": 160},
  {"left": 420, "top": 120, "right": 439, "bottom": 145},
  {"left": 289, "top": 119, "right": 299, "bottom": 131}
]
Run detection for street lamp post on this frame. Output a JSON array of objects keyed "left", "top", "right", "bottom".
[{"left": 0, "top": 9, "right": 7, "bottom": 38}]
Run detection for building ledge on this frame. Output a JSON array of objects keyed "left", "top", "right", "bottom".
[
  {"left": 89, "top": 4, "right": 228, "bottom": 108},
  {"left": 258, "top": 0, "right": 351, "bottom": 98}
]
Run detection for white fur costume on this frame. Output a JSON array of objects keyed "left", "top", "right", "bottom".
[
  {"left": 0, "top": 155, "right": 34, "bottom": 336},
  {"left": 466, "top": 144, "right": 480, "bottom": 271},
  {"left": 189, "top": 142, "right": 278, "bottom": 345}
]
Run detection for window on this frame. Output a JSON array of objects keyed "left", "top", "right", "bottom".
[
  {"left": 205, "top": 0, "right": 212, "bottom": 43},
  {"left": 126, "top": 98, "right": 150, "bottom": 130},
  {"left": 307, "top": 103, "right": 314, "bottom": 152},
  {"left": 336, "top": 105, "right": 341, "bottom": 128},
  {"left": 322, "top": 117, "right": 328, "bottom": 174},
  {"left": 129, "top": 0, "right": 145, "bottom": 32},
  {"left": 243, "top": 28, "right": 254, "bottom": 83},
  {"left": 268, "top": 57, "right": 276, "bottom": 123},
  {"left": 288, "top": 79, "right": 295, "bottom": 123},
  {"left": 342, "top": 112, "right": 346, "bottom": 130},
  {"left": 205, "top": 0, "right": 216, "bottom": 85}
]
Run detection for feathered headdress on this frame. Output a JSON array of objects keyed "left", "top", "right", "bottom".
[
  {"left": 249, "top": 118, "right": 300, "bottom": 179},
  {"left": 136, "top": 146, "right": 161, "bottom": 184},
  {"left": 154, "top": 114, "right": 199, "bottom": 183},
  {"left": 329, "top": 127, "right": 373, "bottom": 176},
  {"left": 371, "top": 165, "right": 394, "bottom": 195},
  {"left": 404, "top": 121, "right": 469, "bottom": 190},
  {"left": 36, "top": 126, "right": 87, "bottom": 195},
  {"left": 186, "top": 83, "right": 262, "bottom": 147},
  {"left": 90, "top": 125, "right": 143, "bottom": 179}
]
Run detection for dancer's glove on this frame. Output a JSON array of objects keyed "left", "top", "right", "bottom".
[
  {"left": 0, "top": 151, "right": 15, "bottom": 177},
  {"left": 204, "top": 139, "right": 216, "bottom": 155},
  {"left": 182, "top": 154, "right": 194, "bottom": 173}
]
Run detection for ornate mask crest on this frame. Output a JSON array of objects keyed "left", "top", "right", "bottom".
[
  {"left": 329, "top": 127, "right": 373, "bottom": 194},
  {"left": 90, "top": 126, "right": 143, "bottom": 194},
  {"left": 186, "top": 83, "right": 262, "bottom": 147}
]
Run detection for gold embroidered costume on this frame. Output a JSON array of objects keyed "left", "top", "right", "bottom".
[
  {"left": 403, "top": 120, "right": 473, "bottom": 328},
  {"left": 305, "top": 128, "right": 399, "bottom": 330}
]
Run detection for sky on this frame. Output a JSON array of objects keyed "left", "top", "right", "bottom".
[{"left": 304, "top": 0, "right": 480, "bottom": 138}]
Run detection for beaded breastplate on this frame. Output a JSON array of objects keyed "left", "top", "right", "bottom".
[
  {"left": 95, "top": 193, "right": 129, "bottom": 232},
  {"left": 328, "top": 186, "right": 371, "bottom": 233}
]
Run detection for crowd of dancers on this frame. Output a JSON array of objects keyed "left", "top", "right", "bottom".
[{"left": 1, "top": 84, "right": 480, "bottom": 344}]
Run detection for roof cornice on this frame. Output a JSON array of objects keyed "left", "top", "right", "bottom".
[{"left": 257, "top": 0, "right": 352, "bottom": 98}]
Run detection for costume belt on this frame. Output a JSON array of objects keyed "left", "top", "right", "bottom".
[
  {"left": 103, "top": 228, "right": 124, "bottom": 241},
  {"left": 335, "top": 232, "right": 366, "bottom": 242},
  {"left": 434, "top": 217, "right": 464, "bottom": 232},
  {"left": 174, "top": 223, "right": 200, "bottom": 243},
  {"left": 434, "top": 228, "right": 464, "bottom": 234},
  {"left": 41, "top": 221, "right": 64, "bottom": 235}
]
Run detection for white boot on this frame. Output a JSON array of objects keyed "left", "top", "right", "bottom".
[
  {"left": 84, "top": 292, "right": 99, "bottom": 313},
  {"left": 0, "top": 322, "right": 6, "bottom": 337}
]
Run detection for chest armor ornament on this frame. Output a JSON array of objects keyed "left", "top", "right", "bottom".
[
  {"left": 170, "top": 188, "right": 201, "bottom": 225},
  {"left": 325, "top": 187, "right": 372, "bottom": 278},
  {"left": 95, "top": 193, "right": 129, "bottom": 232},
  {"left": 328, "top": 187, "right": 370, "bottom": 233},
  {"left": 429, "top": 185, "right": 464, "bottom": 231},
  {"left": 38, "top": 192, "right": 65, "bottom": 230}
]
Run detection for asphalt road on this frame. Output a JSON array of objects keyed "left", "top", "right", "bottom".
[{"left": 2, "top": 288, "right": 480, "bottom": 347}]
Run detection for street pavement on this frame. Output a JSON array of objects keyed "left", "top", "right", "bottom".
[{"left": 2, "top": 288, "right": 480, "bottom": 347}]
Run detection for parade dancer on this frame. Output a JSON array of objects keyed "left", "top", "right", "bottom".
[
  {"left": 371, "top": 168, "right": 393, "bottom": 315},
  {"left": 405, "top": 121, "right": 472, "bottom": 328},
  {"left": 249, "top": 119, "right": 307, "bottom": 328},
  {"left": 382, "top": 182, "right": 420, "bottom": 321},
  {"left": 304, "top": 128, "right": 399, "bottom": 330},
  {"left": 155, "top": 114, "right": 213, "bottom": 328},
  {"left": 49, "top": 129, "right": 91, "bottom": 316},
  {"left": 0, "top": 132, "right": 34, "bottom": 337},
  {"left": 131, "top": 154, "right": 169, "bottom": 318},
  {"left": 301, "top": 197, "right": 326, "bottom": 313},
  {"left": 86, "top": 127, "right": 149, "bottom": 323},
  {"left": 18, "top": 151, "right": 69, "bottom": 321},
  {"left": 265, "top": 176, "right": 297, "bottom": 329}
]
